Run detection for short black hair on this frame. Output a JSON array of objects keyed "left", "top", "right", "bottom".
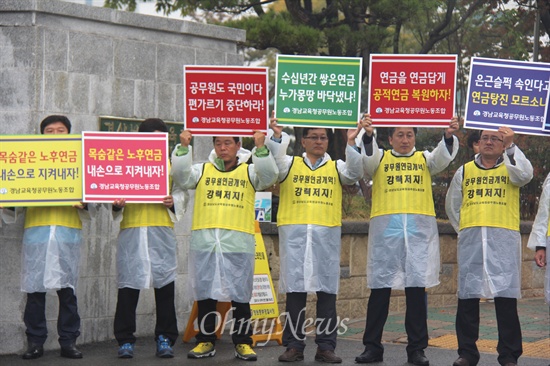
[
  {"left": 212, "top": 136, "right": 239, "bottom": 143},
  {"left": 139, "top": 118, "right": 168, "bottom": 133},
  {"left": 388, "top": 127, "right": 417, "bottom": 136},
  {"left": 467, "top": 130, "right": 481, "bottom": 149},
  {"left": 40, "top": 115, "right": 71, "bottom": 134},
  {"left": 302, "top": 127, "right": 329, "bottom": 137}
]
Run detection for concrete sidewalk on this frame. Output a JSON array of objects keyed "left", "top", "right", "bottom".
[
  {"left": 0, "top": 336, "right": 547, "bottom": 366},
  {"left": 1, "top": 298, "right": 548, "bottom": 366}
]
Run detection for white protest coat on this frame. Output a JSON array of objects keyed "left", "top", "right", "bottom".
[
  {"left": 171, "top": 145, "right": 278, "bottom": 302},
  {"left": 2, "top": 206, "right": 93, "bottom": 293},
  {"left": 527, "top": 173, "right": 550, "bottom": 304},
  {"left": 266, "top": 131, "right": 363, "bottom": 294},
  {"left": 446, "top": 147, "right": 533, "bottom": 299},
  {"left": 362, "top": 135, "right": 458, "bottom": 289},
  {"left": 112, "top": 188, "right": 187, "bottom": 290}
]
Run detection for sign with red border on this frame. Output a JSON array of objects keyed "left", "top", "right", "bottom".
[
  {"left": 368, "top": 54, "right": 457, "bottom": 127},
  {"left": 184, "top": 66, "right": 269, "bottom": 136},
  {"left": 82, "top": 132, "right": 169, "bottom": 202}
]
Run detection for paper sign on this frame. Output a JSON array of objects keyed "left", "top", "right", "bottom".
[
  {"left": 82, "top": 131, "right": 169, "bottom": 202},
  {"left": 0, "top": 135, "right": 82, "bottom": 207},
  {"left": 183, "top": 66, "right": 269, "bottom": 137},
  {"left": 368, "top": 54, "right": 457, "bottom": 127},
  {"left": 464, "top": 57, "right": 550, "bottom": 136},
  {"left": 275, "top": 55, "right": 362, "bottom": 129}
]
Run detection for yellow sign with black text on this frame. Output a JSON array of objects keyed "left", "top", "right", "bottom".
[
  {"left": 251, "top": 221, "right": 279, "bottom": 320},
  {"left": 0, "top": 135, "right": 82, "bottom": 207}
]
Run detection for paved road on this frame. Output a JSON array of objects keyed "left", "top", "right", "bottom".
[
  {"left": 1, "top": 336, "right": 548, "bottom": 366},
  {"left": 2, "top": 298, "right": 548, "bottom": 365}
]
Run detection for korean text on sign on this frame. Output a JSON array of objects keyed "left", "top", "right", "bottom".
[
  {"left": 82, "top": 131, "right": 169, "bottom": 203},
  {"left": 464, "top": 57, "right": 550, "bottom": 136},
  {"left": 368, "top": 54, "right": 457, "bottom": 127},
  {"left": 184, "top": 66, "right": 269, "bottom": 137},
  {"left": 275, "top": 55, "right": 362, "bottom": 129},
  {"left": 0, "top": 135, "right": 83, "bottom": 207}
]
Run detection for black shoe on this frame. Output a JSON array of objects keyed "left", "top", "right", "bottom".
[
  {"left": 22, "top": 343, "right": 44, "bottom": 360},
  {"left": 407, "top": 350, "right": 429, "bottom": 366},
  {"left": 60, "top": 343, "right": 83, "bottom": 359},
  {"left": 355, "top": 348, "right": 383, "bottom": 363}
]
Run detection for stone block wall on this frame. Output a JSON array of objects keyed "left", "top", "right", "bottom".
[
  {"left": 0, "top": 0, "right": 244, "bottom": 355},
  {"left": 260, "top": 221, "right": 546, "bottom": 323}
]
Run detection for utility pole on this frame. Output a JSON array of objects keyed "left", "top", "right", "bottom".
[{"left": 533, "top": 0, "right": 541, "bottom": 61}]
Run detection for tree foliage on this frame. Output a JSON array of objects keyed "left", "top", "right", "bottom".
[
  {"left": 225, "top": 12, "right": 321, "bottom": 55},
  {"left": 104, "top": 0, "right": 276, "bottom": 16}
]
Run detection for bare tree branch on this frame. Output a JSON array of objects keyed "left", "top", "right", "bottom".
[{"left": 419, "top": 0, "right": 486, "bottom": 53}]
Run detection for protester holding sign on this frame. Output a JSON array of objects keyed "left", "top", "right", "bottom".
[
  {"left": 1, "top": 115, "right": 91, "bottom": 360},
  {"left": 111, "top": 119, "right": 187, "bottom": 359},
  {"left": 356, "top": 114, "right": 459, "bottom": 366},
  {"left": 266, "top": 118, "right": 363, "bottom": 364},
  {"left": 445, "top": 127, "right": 533, "bottom": 366},
  {"left": 171, "top": 130, "right": 278, "bottom": 361},
  {"left": 527, "top": 172, "right": 550, "bottom": 305}
]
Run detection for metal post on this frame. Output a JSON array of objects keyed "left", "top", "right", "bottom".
[{"left": 533, "top": 0, "right": 540, "bottom": 61}]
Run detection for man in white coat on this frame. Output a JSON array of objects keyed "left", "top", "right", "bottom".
[
  {"left": 446, "top": 127, "right": 533, "bottom": 366},
  {"left": 356, "top": 115, "right": 459, "bottom": 366},
  {"left": 2, "top": 115, "right": 92, "bottom": 360},
  {"left": 171, "top": 130, "right": 278, "bottom": 361},
  {"left": 111, "top": 118, "right": 187, "bottom": 359},
  {"left": 527, "top": 172, "right": 549, "bottom": 304},
  {"left": 267, "top": 119, "right": 363, "bottom": 364}
]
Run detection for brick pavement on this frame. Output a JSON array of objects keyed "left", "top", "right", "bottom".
[{"left": 340, "top": 297, "right": 550, "bottom": 360}]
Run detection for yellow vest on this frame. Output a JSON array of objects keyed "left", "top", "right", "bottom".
[
  {"left": 192, "top": 163, "right": 256, "bottom": 234},
  {"left": 120, "top": 169, "right": 174, "bottom": 229},
  {"left": 371, "top": 151, "right": 434, "bottom": 218},
  {"left": 278, "top": 157, "right": 342, "bottom": 227},
  {"left": 25, "top": 206, "right": 82, "bottom": 229},
  {"left": 459, "top": 161, "right": 520, "bottom": 231},
  {"left": 120, "top": 203, "right": 174, "bottom": 229}
]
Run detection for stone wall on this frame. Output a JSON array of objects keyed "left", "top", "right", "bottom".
[
  {"left": 0, "top": 0, "right": 244, "bottom": 355},
  {"left": 260, "top": 221, "right": 546, "bottom": 322}
]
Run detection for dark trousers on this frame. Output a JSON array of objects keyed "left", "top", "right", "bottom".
[
  {"left": 195, "top": 298, "right": 253, "bottom": 345},
  {"left": 114, "top": 282, "right": 178, "bottom": 346},
  {"left": 282, "top": 292, "right": 338, "bottom": 352},
  {"left": 362, "top": 287, "right": 427, "bottom": 355},
  {"left": 456, "top": 297, "right": 522, "bottom": 366},
  {"left": 24, "top": 288, "right": 81, "bottom": 347}
]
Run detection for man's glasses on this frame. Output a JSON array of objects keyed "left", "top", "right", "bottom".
[
  {"left": 480, "top": 136, "right": 503, "bottom": 143},
  {"left": 303, "top": 136, "right": 329, "bottom": 141}
]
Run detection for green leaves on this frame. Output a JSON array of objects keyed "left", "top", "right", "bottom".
[{"left": 226, "top": 12, "right": 321, "bottom": 55}]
